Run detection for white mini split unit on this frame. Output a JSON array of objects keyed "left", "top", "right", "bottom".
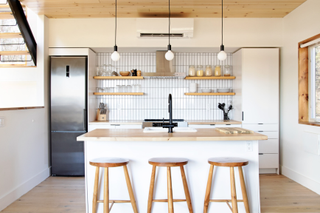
[{"left": 136, "top": 18, "right": 194, "bottom": 39}]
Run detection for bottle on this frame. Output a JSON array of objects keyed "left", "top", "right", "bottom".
[
  {"left": 214, "top": 65, "right": 221, "bottom": 76},
  {"left": 224, "top": 65, "right": 232, "bottom": 76},
  {"left": 205, "top": 65, "right": 213, "bottom": 76},
  {"left": 196, "top": 65, "right": 204, "bottom": 77},
  {"left": 188, "top": 65, "right": 196, "bottom": 76}
]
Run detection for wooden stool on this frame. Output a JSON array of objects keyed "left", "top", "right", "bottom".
[
  {"left": 89, "top": 157, "right": 138, "bottom": 213},
  {"left": 147, "top": 157, "right": 193, "bottom": 213},
  {"left": 203, "top": 157, "right": 250, "bottom": 213}
]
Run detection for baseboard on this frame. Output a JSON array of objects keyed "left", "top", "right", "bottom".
[
  {"left": 281, "top": 165, "right": 320, "bottom": 195},
  {"left": 0, "top": 167, "right": 50, "bottom": 211}
]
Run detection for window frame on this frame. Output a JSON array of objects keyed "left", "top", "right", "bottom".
[{"left": 298, "top": 33, "right": 320, "bottom": 126}]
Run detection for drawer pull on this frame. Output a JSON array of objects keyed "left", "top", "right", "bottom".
[
  {"left": 210, "top": 124, "right": 216, "bottom": 126},
  {"left": 258, "top": 123, "right": 263, "bottom": 125},
  {"left": 258, "top": 131, "right": 263, "bottom": 132},
  {"left": 226, "top": 124, "right": 231, "bottom": 125},
  {"left": 259, "top": 153, "right": 263, "bottom": 155},
  {"left": 111, "top": 124, "right": 120, "bottom": 126}
]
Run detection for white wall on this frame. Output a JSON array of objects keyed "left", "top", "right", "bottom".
[
  {"left": 281, "top": 0, "right": 320, "bottom": 195},
  {"left": 0, "top": 15, "right": 50, "bottom": 210},
  {"left": 48, "top": 18, "right": 282, "bottom": 49}
]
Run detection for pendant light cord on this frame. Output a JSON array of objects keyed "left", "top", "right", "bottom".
[
  {"left": 168, "top": 0, "right": 171, "bottom": 46},
  {"left": 221, "top": 0, "right": 223, "bottom": 45},
  {"left": 115, "top": 0, "right": 117, "bottom": 46}
]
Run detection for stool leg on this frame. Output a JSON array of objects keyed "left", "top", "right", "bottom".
[
  {"left": 204, "top": 164, "right": 214, "bottom": 213},
  {"left": 180, "top": 165, "right": 193, "bottom": 213},
  {"left": 92, "top": 167, "right": 100, "bottom": 213},
  {"left": 103, "top": 167, "right": 109, "bottom": 213},
  {"left": 123, "top": 165, "right": 138, "bottom": 213},
  {"left": 238, "top": 166, "right": 250, "bottom": 213},
  {"left": 167, "top": 166, "right": 174, "bottom": 213},
  {"left": 230, "top": 167, "right": 238, "bottom": 213},
  {"left": 147, "top": 165, "right": 156, "bottom": 213}
]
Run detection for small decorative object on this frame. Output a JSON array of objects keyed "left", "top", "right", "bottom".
[
  {"left": 205, "top": 65, "right": 213, "bottom": 76},
  {"left": 137, "top": 70, "right": 141, "bottom": 76},
  {"left": 120, "top": 71, "right": 130, "bottom": 76},
  {"left": 111, "top": 71, "right": 118, "bottom": 76},
  {"left": 218, "top": 102, "right": 233, "bottom": 120},
  {"left": 131, "top": 69, "right": 137, "bottom": 76},
  {"left": 214, "top": 65, "right": 221, "bottom": 76},
  {"left": 196, "top": 65, "right": 204, "bottom": 77},
  {"left": 188, "top": 65, "right": 196, "bottom": 76}
]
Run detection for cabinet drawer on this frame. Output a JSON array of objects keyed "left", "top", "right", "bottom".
[
  {"left": 188, "top": 124, "right": 241, "bottom": 129},
  {"left": 259, "top": 139, "right": 279, "bottom": 153},
  {"left": 88, "top": 124, "right": 115, "bottom": 131},
  {"left": 256, "top": 131, "right": 278, "bottom": 139},
  {"left": 242, "top": 123, "right": 278, "bottom": 131},
  {"left": 259, "top": 153, "right": 279, "bottom": 169}
]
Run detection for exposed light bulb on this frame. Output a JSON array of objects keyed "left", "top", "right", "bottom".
[
  {"left": 111, "top": 45, "right": 120, "bottom": 61},
  {"left": 217, "top": 51, "right": 227, "bottom": 61},
  {"left": 165, "top": 50, "right": 174, "bottom": 61}
]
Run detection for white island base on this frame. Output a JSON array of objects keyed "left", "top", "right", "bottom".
[{"left": 80, "top": 137, "right": 262, "bottom": 212}]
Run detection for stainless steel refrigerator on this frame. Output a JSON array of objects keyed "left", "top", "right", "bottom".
[{"left": 50, "top": 56, "right": 87, "bottom": 176}]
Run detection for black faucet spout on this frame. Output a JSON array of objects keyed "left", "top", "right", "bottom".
[{"left": 163, "top": 94, "right": 175, "bottom": 133}]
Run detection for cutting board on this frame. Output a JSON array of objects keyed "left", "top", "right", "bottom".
[{"left": 215, "top": 127, "right": 253, "bottom": 134}]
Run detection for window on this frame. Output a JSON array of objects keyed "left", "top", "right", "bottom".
[
  {"left": 299, "top": 33, "right": 320, "bottom": 126},
  {"left": 309, "top": 44, "right": 320, "bottom": 121}
]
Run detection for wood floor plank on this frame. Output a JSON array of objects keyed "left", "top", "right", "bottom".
[{"left": 2, "top": 175, "right": 320, "bottom": 213}]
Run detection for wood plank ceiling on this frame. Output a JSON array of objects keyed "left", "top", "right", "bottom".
[{"left": 20, "top": 0, "right": 307, "bottom": 18}]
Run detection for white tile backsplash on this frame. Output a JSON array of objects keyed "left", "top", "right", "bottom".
[{"left": 96, "top": 52, "right": 234, "bottom": 121}]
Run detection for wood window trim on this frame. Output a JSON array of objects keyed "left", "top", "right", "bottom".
[{"left": 298, "top": 33, "right": 320, "bottom": 127}]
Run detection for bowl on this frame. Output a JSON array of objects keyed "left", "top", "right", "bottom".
[
  {"left": 120, "top": 71, "right": 130, "bottom": 76},
  {"left": 217, "top": 88, "right": 230, "bottom": 93},
  {"left": 202, "top": 89, "right": 211, "bottom": 93}
]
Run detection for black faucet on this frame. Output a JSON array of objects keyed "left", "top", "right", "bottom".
[{"left": 162, "top": 94, "right": 175, "bottom": 133}]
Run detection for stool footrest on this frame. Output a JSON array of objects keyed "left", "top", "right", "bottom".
[
  {"left": 209, "top": 199, "right": 244, "bottom": 202},
  {"left": 153, "top": 199, "right": 187, "bottom": 203},
  {"left": 97, "top": 200, "right": 132, "bottom": 203}
]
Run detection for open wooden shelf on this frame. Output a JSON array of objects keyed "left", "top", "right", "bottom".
[
  {"left": 185, "top": 76, "right": 236, "bottom": 80},
  {"left": 0, "top": 51, "right": 29, "bottom": 55},
  {"left": 94, "top": 92, "right": 144, "bottom": 96},
  {"left": 93, "top": 76, "right": 143, "bottom": 80},
  {"left": 185, "top": 93, "right": 235, "bottom": 96}
]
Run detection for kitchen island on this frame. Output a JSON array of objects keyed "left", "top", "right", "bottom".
[{"left": 77, "top": 128, "right": 267, "bottom": 213}]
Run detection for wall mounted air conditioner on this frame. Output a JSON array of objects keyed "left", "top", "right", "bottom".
[{"left": 136, "top": 18, "right": 194, "bottom": 38}]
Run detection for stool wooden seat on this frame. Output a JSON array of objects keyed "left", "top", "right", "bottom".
[
  {"left": 89, "top": 157, "right": 138, "bottom": 213},
  {"left": 147, "top": 157, "right": 193, "bottom": 213},
  {"left": 204, "top": 157, "right": 250, "bottom": 213}
]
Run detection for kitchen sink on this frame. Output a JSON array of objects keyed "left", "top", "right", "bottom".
[{"left": 143, "top": 127, "right": 197, "bottom": 133}]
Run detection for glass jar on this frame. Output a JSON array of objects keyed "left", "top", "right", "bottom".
[
  {"left": 196, "top": 65, "right": 204, "bottom": 77},
  {"left": 205, "top": 65, "right": 213, "bottom": 76},
  {"left": 188, "top": 65, "right": 196, "bottom": 77},
  {"left": 214, "top": 65, "right": 221, "bottom": 76},
  {"left": 224, "top": 65, "right": 232, "bottom": 76}
]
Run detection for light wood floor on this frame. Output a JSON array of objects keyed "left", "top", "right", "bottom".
[{"left": 1, "top": 175, "right": 320, "bottom": 213}]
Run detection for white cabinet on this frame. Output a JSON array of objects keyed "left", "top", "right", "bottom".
[
  {"left": 89, "top": 123, "right": 142, "bottom": 131},
  {"left": 188, "top": 124, "right": 241, "bottom": 128},
  {"left": 233, "top": 48, "right": 280, "bottom": 174}
]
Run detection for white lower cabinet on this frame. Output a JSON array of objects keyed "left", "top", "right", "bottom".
[
  {"left": 88, "top": 123, "right": 142, "bottom": 131},
  {"left": 188, "top": 124, "right": 241, "bottom": 128},
  {"left": 242, "top": 123, "right": 279, "bottom": 174}
]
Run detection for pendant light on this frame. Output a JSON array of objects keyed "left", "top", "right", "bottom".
[
  {"left": 111, "top": 0, "right": 120, "bottom": 61},
  {"left": 217, "top": 0, "right": 227, "bottom": 61},
  {"left": 165, "top": 0, "right": 174, "bottom": 61}
]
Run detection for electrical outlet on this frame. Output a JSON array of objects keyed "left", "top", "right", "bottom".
[
  {"left": 246, "top": 142, "right": 253, "bottom": 152},
  {"left": 0, "top": 116, "right": 5, "bottom": 127}
]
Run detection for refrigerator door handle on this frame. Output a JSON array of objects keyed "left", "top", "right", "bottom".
[{"left": 83, "top": 109, "right": 87, "bottom": 131}]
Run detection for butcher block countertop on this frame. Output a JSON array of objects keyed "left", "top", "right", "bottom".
[
  {"left": 77, "top": 128, "right": 267, "bottom": 142},
  {"left": 88, "top": 120, "right": 241, "bottom": 125}
]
